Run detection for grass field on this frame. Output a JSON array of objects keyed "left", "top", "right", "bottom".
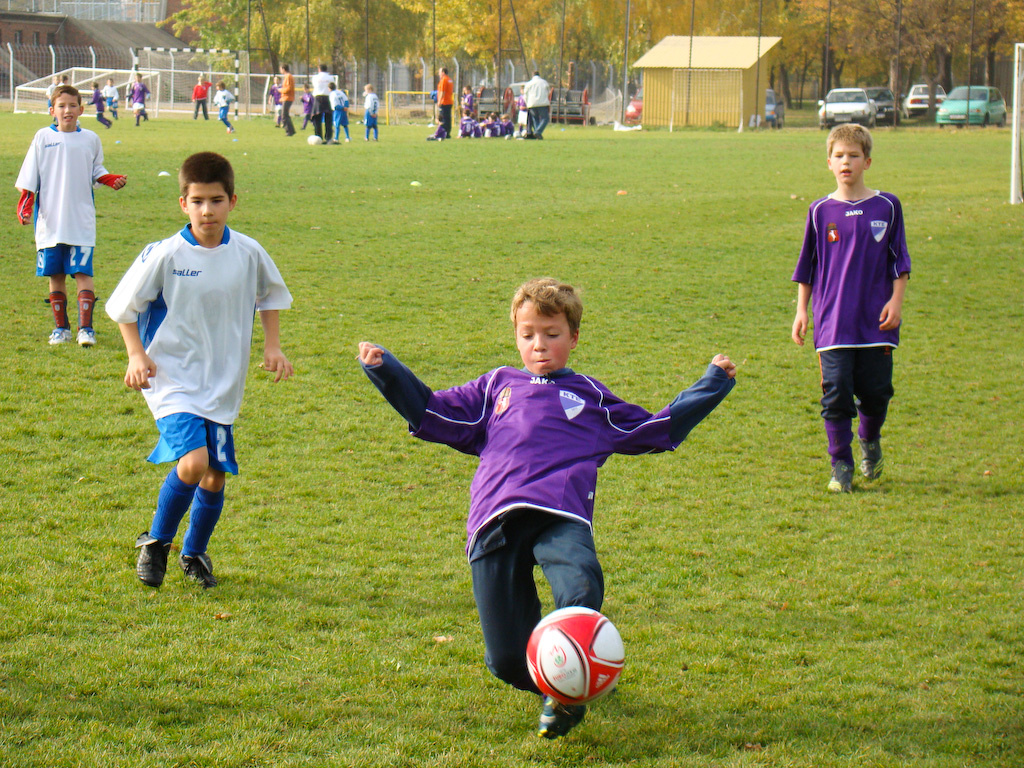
[{"left": 0, "top": 111, "right": 1021, "bottom": 768}]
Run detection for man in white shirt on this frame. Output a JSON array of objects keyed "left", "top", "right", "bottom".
[
  {"left": 310, "top": 63, "right": 334, "bottom": 142},
  {"left": 523, "top": 71, "right": 551, "bottom": 139}
]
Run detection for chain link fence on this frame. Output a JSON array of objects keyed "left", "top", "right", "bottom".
[{"left": 2, "top": 43, "right": 629, "bottom": 124}]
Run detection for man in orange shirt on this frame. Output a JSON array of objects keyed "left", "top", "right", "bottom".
[
  {"left": 279, "top": 64, "right": 296, "bottom": 137},
  {"left": 437, "top": 67, "right": 454, "bottom": 138}
]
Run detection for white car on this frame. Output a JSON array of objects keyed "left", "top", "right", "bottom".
[
  {"left": 818, "top": 88, "right": 877, "bottom": 129},
  {"left": 902, "top": 83, "right": 946, "bottom": 118}
]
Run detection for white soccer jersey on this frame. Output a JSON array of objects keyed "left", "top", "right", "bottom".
[
  {"left": 15, "top": 125, "right": 108, "bottom": 251},
  {"left": 102, "top": 84, "right": 118, "bottom": 102},
  {"left": 364, "top": 92, "right": 379, "bottom": 114},
  {"left": 213, "top": 89, "right": 234, "bottom": 108},
  {"left": 105, "top": 226, "right": 292, "bottom": 425}
]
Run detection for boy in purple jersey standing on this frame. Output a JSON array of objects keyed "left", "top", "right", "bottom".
[
  {"left": 791, "top": 124, "right": 911, "bottom": 493},
  {"left": 358, "top": 278, "right": 736, "bottom": 739}
]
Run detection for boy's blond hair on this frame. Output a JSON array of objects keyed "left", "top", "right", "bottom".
[
  {"left": 510, "top": 278, "right": 583, "bottom": 335},
  {"left": 827, "top": 124, "right": 873, "bottom": 157}
]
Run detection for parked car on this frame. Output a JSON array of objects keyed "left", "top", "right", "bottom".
[
  {"left": 765, "top": 88, "right": 785, "bottom": 128},
  {"left": 902, "top": 83, "right": 946, "bottom": 118},
  {"left": 625, "top": 88, "right": 643, "bottom": 123},
  {"left": 818, "top": 88, "right": 877, "bottom": 129},
  {"left": 863, "top": 86, "right": 896, "bottom": 125},
  {"left": 936, "top": 86, "right": 1006, "bottom": 127}
]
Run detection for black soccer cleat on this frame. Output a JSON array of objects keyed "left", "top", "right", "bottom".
[
  {"left": 538, "top": 695, "right": 586, "bottom": 739},
  {"left": 180, "top": 552, "right": 218, "bottom": 589},
  {"left": 135, "top": 531, "right": 171, "bottom": 587}
]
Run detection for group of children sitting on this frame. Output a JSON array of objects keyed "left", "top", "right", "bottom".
[{"left": 427, "top": 110, "right": 520, "bottom": 141}]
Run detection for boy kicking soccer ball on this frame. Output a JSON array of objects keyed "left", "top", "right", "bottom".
[
  {"left": 358, "top": 277, "right": 736, "bottom": 738},
  {"left": 791, "top": 124, "right": 911, "bottom": 492},
  {"left": 15, "top": 84, "right": 126, "bottom": 346},
  {"left": 106, "top": 152, "right": 293, "bottom": 589}
]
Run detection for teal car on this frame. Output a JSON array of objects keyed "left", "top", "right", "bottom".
[{"left": 936, "top": 86, "right": 1007, "bottom": 127}]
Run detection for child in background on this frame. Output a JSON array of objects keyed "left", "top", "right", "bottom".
[
  {"left": 461, "top": 85, "right": 476, "bottom": 118},
  {"left": 269, "top": 76, "right": 282, "bottom": 127},
  {"left": 301, "top": 83, "right": 314, "bottom": 130},
  {"left": 791, "top": 124, "right": 911, "bottom": 492},
  {"left": 459, "top": 108, "right": 476, "bottom": 138},
  {"left": 90, "top": 82, "right": 111, "bottom": 129},
  {"left": 102, "top": 77, "right": 119, "bottom": 120},
  {"left": 426, "top": 122, "right": 448, "bottom": 141},
  {"left": 358, "top": 277, "right": 735, "bottom": 739},
  {"left": 482, "top": 112, "right": 498, "bottom": 137},
  {"left": 499, "top": 113, "right": 514, "bottom": 137},
  {"left": 15, "top": 85, "right": 127, "bottom": 346},
  {"left": 213, "top": 81, "right": 235, "bottom": 133},
  {"left": 192, "top": 74, "right": 211, "bottom": 120},
  {"left": 329, "top": 82, "right": 350, "bottom": 143},
  {"left": 516, "top": 86, "right": 528, "bottom": 137},
  {"left": 363, "top": 83, "right": 379, "bottom": 141},
  {"left": 106, "top": 151, "right": 293, "bottom": 590},
  {"left": 127, "top": 72, "right": 149, "bottom": 125}
]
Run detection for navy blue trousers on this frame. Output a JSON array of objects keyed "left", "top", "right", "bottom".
[
  {"left": 469, "top": 508, "right": 604, "bottom": 693},
  {"left": 818, "top": 346, "right": 894, "bottom": 421}
]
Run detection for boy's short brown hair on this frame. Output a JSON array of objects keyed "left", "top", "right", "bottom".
[
  {"left": 827, "top": 123, "right": 873, "bottom": 157},
  {"left": 179, "top": 151, "right": 235, "bottom": 198},
  {"left": 51, "top": 84, "right": 81, "bottom": 104},
  {"left": 510, "top": 278, "right": 583, "bottom": 335}
]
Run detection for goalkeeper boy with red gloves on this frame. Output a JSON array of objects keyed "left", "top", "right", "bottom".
[{"left": 15, "top": 84, "right": 127, "bottom": 347}]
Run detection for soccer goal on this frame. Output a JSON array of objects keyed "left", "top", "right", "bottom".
[
  {"left": 14, "top": 68, "right": 161, "bottom": 116},
  {"left": 385, "top": 91, "right": 435, "bottom": 125},
  {"left": 1011, "top": 42, "right": 1024, "bottom": 204}
]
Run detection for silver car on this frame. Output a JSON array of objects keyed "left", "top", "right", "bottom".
[{"left": 818, "top": 88, "right": 877, "bottom": 129}]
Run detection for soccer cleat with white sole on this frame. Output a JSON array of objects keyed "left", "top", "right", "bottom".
[{"left": 48, "top": 328, "right": 73, "bottom": 345}]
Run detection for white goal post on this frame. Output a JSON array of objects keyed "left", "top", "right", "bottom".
[
  {"left": 1011, "top": 43, "right": 1024, "bottom": 204},
  {"left": 14, "top": 68, "right": 161, "bottom": 115}
]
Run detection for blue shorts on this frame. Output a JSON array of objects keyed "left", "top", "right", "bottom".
[
  {"left": 36, "top": 245, "right": 94, "bottom": 277},
  {"left": 149, "top": 413, "right": 238, "bottom": 474},
  {"left": 333, "top": 108, "right": 349, "bottom": 126},
  {"left": 365, "top": 111, "right": 377, "bottom": 127}
]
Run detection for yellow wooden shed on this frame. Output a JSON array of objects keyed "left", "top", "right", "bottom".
[{"left": 633, "top": 35, "right": 781, "bottom": 129}]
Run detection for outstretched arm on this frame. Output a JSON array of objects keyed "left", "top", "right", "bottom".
[
  {"left": 358, "top": 342, "right": 433, "bottom": 430},
  {"left": 668, "top": 356, "right": 737, "bottom": 444}
]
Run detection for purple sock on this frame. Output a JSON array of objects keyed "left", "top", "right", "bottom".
[
  {"left": 858, "top": 413, "right": 885, "bottom": 442},
  {"left": 824, "top": 419, "right": 854, "bottom": 467}
]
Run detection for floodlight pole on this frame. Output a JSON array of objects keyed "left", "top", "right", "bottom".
[
  {"left": 894, "top": 0, "right": 902, "bottom": 129},
  {"left": 755, "top": 0, "right": 763, "bottom": 128},
  {"left": 966, "top": 0, "right": 976, "bottom": 122},
  {"left": 365, "top": 0, "right": 370, "bottom": 89},
  {"left": 621, "top": 0, "right": 630, "bottom": 123},
  {"left": 824, "top": 0, "right": 832, "bottom": 97}
]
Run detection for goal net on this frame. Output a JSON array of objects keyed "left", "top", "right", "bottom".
[
  {"left": 1011, "top": 42, "right": 1024, "bottom": 204},
  {"left": 135, "top": 48, "right": 251, "bottom": 116},
  {"left": 14, "top": 68, "right": 161, "bottom": 115},
  {"left": 385, "top": 91, "right": 435, "bottom": 125}
]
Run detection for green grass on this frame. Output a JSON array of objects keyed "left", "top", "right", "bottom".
[{"left": 0, "top": 113, "right": 1021, "bottom": 767}]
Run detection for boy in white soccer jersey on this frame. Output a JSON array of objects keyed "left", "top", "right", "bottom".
[
  {"left": 16, "top": 84, "right": 127, "bottom": 346},
  {"left": 363, "top": 83, "right": 379, "bottom": 141},
  {"left": 102, "top": 77, "right": 119, "bottom": 120},
  {"left": 106, "top": 152, "right": 294, "bottom": 589},
  {"left": 213, "top": 81, "right": 235, "bottom": 133}
]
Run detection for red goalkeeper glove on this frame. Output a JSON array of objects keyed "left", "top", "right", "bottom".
[
  {"left": 96, "top": 174, "right": 127, "bottom": 189},
  {"left": 16, "top": 190, "right": 34, "bottom": 225}
]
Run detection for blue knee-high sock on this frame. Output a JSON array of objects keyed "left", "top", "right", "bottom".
[
  {"left": 181, "top": 486, "right": 224, "bottom": 557},
  {"left": 150, "top": 469, "right": 199, "bottom": 543}
]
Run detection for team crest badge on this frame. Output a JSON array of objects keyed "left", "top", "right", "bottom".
[
  {"left": 495, "top": 386, "right": 512, "bottom": 416},
  {"left": 826, "top": 223, "right": 839, "bottom": 243},
  {"left": 870, "top": 220, "right": 888, "bottom": 242},
  {"left": 559, "top": 390, "right": 585, "bottom": 420}
]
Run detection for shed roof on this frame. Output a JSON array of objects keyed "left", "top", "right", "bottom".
[{"left": 633, "top": 36, "right": 781, "bottom": 70}]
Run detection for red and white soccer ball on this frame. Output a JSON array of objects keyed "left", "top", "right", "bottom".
[{"left": 526, "top": 607, "right": 624, "bottom": 705}]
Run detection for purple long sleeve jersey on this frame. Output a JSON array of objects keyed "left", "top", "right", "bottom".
[{"left": 362, "top": 351, "right": 735, "bottom": 555}]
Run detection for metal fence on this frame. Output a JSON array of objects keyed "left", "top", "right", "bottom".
[
  {"left": 3, "top": 43, "right": 628, "bottom": 124},
  {"left": 2, "top": 0, "right": 162, "bottom": 22}
]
